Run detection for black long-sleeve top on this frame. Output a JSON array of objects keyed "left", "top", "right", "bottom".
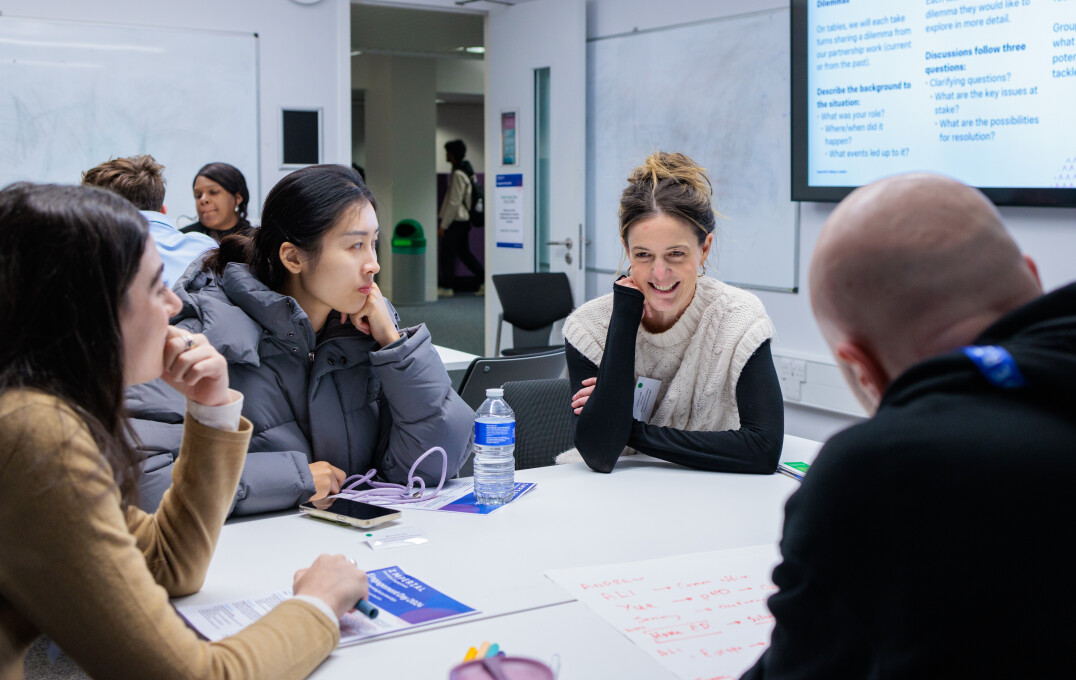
[{"left": 567, "top": 283, "right": 784, "bottom": 474}]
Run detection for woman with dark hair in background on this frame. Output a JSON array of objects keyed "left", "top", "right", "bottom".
[
  {"left": 0, "top": 182, "right": 367, "bottom": 678},
  {"left": 182, "top": 161, "right": 255, "bottom": 242},
  {"left": 560, "top": 151, "right": 784, "bottom": 474},
  {"left": 128, "top": 164, "right": 473, "bottom": 515},
  {"left": 437, "top": 139, "right": 484, "bottom": 297}
]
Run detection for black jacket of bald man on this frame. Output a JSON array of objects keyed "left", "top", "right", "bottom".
[{"left": 743, "top": 281, "right": 1076, "bottom": 679}]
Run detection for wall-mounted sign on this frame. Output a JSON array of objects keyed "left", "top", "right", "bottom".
[
  {"left": 501, "top": 110, "right": 518, "bottom": 166},
  {"left": 494, "top": 173, "right": 523, "bottom": 249}
]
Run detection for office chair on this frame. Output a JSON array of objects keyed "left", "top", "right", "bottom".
[
  {"left": 455, "top": 349, "right": 568, "bottom": 477},
  {"left": 492, "top": 272, "right": 574, "bottom": 356},
  {"left": 456, "top": 348, "right": 567, "bottom": 411},
  {"left": 501, "top": 378, "right": 574, "bottom": 470}
]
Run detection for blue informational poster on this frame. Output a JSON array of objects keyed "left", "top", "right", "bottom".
[{"left": 494, "top": 173, "right": 524, "bottom": 249}]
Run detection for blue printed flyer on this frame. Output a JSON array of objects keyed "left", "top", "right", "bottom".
[
  {"left": 378, "top": 479, "right": 536, "bottom": 515},
  {"left": 177, "top": 566, "right": 477, "bottom": 647},
  {"left": 434, "top": 482, "right": 535, "bottom": 515}
]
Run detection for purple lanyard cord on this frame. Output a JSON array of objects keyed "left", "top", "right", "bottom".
[{"left": 334, "top": 446, "right": 448, "bottom": 505}]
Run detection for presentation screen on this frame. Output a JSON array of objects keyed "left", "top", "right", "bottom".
[{"left": 791, "top": 0, "right": 1076, "bottom": 206}]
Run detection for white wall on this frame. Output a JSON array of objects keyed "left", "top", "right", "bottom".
[
  {"left": 484, "top": 0, "right": 587, "bottom": 355},
  {"left": 436, "top": 58, "right": 484, "bottom": 96},
  {"left": 353, "top": 55, "right": 484, "bottom": 94},
  {"left": 0, "top": 0, "right": 352, "bottom": 212},
  {"left": 584, "top": 0, "right": 1076, "bottom": 442},
  {"left": 354, "top": 59, "right": 485, "bottom": 174},
  {"left": 364, "top": 54, "right": 438, "bottom": 302}
]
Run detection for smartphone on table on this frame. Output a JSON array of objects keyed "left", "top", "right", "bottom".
[{"left": 299, "top": 497, "right": 401, "bottom": 528}]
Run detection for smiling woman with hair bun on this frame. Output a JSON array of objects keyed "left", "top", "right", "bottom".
[{"left": 558, "top": 151, "right": 784, "bottom": 474}]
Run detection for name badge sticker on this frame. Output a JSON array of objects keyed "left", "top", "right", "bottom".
[
  {"left": 633, "top": 376, "right": 662, "bottom": 422},
  {"left": 961, "top": 345, "right": 1026, "bottom": 389}
]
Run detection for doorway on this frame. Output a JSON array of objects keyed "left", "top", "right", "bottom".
[{"left": 350, "top": 3, "right": 486, "bottom": 363}]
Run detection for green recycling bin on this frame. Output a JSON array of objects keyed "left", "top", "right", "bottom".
[{"left": 391, "top": 219, "right": 427, "bottom": 305}]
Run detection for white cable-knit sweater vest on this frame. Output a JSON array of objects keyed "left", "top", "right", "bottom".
[{"left": 563, "top": 277, "right": 775, "bottom": 437}]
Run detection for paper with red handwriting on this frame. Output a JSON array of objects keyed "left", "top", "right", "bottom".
[{"left": 545, "top": 545, "right": 780, "bottom": 680}]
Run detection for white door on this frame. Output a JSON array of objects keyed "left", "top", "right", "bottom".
[{"left": 483, "top": 0, "right": 586, "bottom": 355}]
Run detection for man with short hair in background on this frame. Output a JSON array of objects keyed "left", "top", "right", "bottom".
[
  {"left": 742, "top": 173, "right": 1076, "bottom": 678},
  {"left": 83, "top": 155, "right": 216, "bottom": 286}
]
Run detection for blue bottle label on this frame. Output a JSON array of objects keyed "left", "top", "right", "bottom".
[{"left": 475, "top": 421, "right": 515, "bottom": 446}]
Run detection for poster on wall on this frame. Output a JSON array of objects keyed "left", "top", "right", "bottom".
[
  {"left": 494, "top": 173, "right": 524, "bottom": 249},
  {"left": 501, "top": 110, "right": 517, "bottom": 166}
]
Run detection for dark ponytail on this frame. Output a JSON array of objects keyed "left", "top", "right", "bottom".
[{"left": 203, "top": 164, "right": 376, "bottom": 292}]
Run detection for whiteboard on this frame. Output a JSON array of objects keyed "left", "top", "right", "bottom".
[
  {"left": 0, "top": 17, "right": 259, "bottom": 223},
  {"left": 587, "top": 8, "right": 797, "bottom": 291}
]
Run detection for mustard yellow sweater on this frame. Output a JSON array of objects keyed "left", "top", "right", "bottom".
[{"left": 0, "top": 390, "right": 339, "bottom": 679}]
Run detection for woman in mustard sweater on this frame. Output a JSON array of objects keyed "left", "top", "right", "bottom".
[{"left": 0, "top": 183, "right": 366, "bottom": 679}]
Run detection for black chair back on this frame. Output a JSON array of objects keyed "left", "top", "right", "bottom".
[
  {"left": 457, "top": 348, "right": 567, "bottom": 411},
  {"left": 455, "top": 349, "right": 568, "bottom": 478},
  {"left": 502, "top": 378, "right": 574, "bottom": 470},
  {"left": 492, "top": 272, "right": 574, "bottom": 355}
]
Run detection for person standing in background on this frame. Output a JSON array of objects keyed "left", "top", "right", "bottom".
[
  {"left": 183, "top": 162, "right": 255, "bottom": 242},
  {"left": 82, "top": 154, "right": 216, "bottom": 287},
  {"left": 437, "top": 139, "right": 484, "bottom": 297}
]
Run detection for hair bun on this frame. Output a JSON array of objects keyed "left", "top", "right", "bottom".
[
  {"left": 628, "top": 151, "right": 713, "bottom": 197},
  {"left": 618, "top": 151, "right": 720, "bottom": 246}
]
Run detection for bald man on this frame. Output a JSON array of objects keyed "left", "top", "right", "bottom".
[{"left": 742, "top": 173, "right": 1076, "bottom": 679}]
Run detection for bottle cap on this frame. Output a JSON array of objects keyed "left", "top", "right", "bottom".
[{"left": 486, "top": 388, "right": 504, "bottom": 397}]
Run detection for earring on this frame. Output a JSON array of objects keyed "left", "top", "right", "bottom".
[{"left": 698, "top": 264, "right": 706, "bottom": 276}]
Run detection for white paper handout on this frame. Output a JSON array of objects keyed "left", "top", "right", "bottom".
[{"left": 545, "top": 544, "right": 781, "bottom": 680}]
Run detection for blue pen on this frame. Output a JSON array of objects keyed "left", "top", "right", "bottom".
[
  {"left": 356, "top": 598, "right": 379, "bottom": 619},
  {"left": 485, "top": 643, "right": 500, "bottom": 658}
]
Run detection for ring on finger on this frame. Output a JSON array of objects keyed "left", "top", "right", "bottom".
[{"left": 182, "top": 334, "right": 195, "bottom": 352}]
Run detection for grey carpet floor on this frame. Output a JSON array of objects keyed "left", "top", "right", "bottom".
[
  {"left": 24, "top": 638, "right": 87, "bottom": 679},
  {"left": 394, "top": 291, "right": 485, "bottom": 357},
  {"left": 396, "top": 292, "right": 485, "bottom": 391}
]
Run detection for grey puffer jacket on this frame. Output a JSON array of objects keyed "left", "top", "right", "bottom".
[{"left": 126, "top": 261, "right": 474, "bottom": 516}]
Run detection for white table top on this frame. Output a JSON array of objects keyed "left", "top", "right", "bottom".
[
  {"left": 434, "top": 344, "right": 480, "bottom": 372},
  {"left": 178, "top": 435, "right": 822, "bottom": 679},
  {"left": 314, "top": 602, "right": 678, "bottom": 680}
]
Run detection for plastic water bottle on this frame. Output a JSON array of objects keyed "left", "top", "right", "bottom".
[{"left": 473, "top": 388, "right": 516, "bottom": 505}]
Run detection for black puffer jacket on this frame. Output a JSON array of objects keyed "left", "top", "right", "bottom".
[{"left": 744, "top": 282, "right": 1076, "bottom": 679}]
